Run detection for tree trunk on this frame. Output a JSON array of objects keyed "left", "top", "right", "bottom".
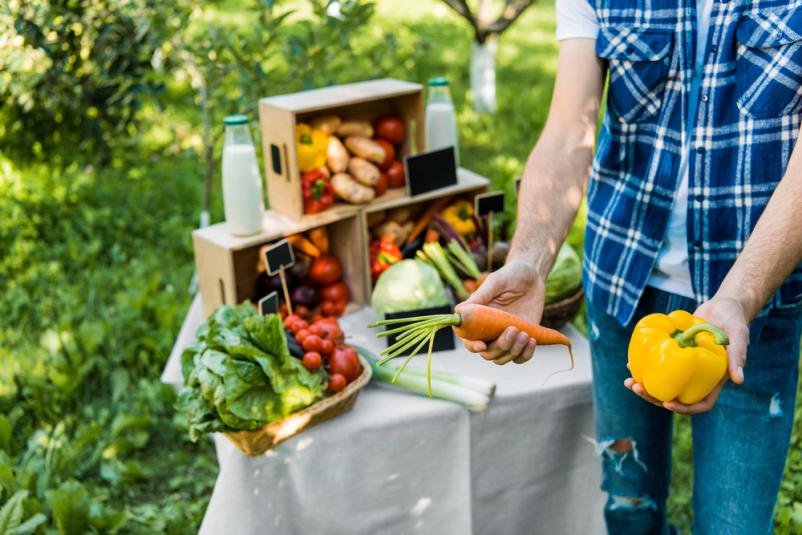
[{"left": 470, "top": 37, "right": 497, "bottom": 113}]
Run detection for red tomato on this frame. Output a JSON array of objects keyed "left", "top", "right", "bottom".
[
  {"left": 302, "top": 334, "right": 323, "bottom": 353},
  {"left": 374, "top": 115, "right": 405, "bottom": 144},
  {"left": 284, "top": 314, "right": 301, "bottom": 329},
  {"left": 373, "top": 138, "right": 395, "bottom": 170},
  {"left": 295, "top": 329, "right": 311, "bottom": 344},
  {"left": 290, "top": 318, "right": 308, "bottom": 334},
  {"left": 295, "top": 305, "right": 310, "bottom": 320},
  {"left": 328, "top": 374, "right": 347, "bottom": 394},
  {"left": 329, "top": 346, "right": 362, "bottom": 382},
  {"left": 310, "top": 313, "right": 324, "bottom": 324},
  {"left": 335, "top": 301, "right": 346, "bottom": 316},
  {"left": 319, "top": 322, "right": 343, "bottom": 343},
  {"left": 373, "top": 172, "right": 388, "bottom": 197},
  {"left": 309, "top": 323, "right": 324, "bottom": 337},
  {"left": 386, "top": 160, "right": 405, "bottom": 188},
  {"left": 320, "top": 282, "right": 350, "bottom": 303},
  {"left": 308, "top": 255, "right": 343, "bottom": 286},
  {"left": 321, "top": 300, "right": 338, "bottom": 317},
  {"left": 302, "top": 351, "right": 322, "bottom": 371},
  {"left": 320, "top": 338, "right": 334, "bottom": 357}
]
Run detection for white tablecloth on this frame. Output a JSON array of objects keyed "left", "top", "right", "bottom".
[{"left": 165, "top": 303, "right": 605, "bottom": 534}]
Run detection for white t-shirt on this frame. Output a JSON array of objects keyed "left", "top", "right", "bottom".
[{"left": 556, "top": 0, "right": 714, "bottom": 299}]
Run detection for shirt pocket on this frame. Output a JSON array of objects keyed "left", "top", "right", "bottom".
[
  {"left": 596, "top": 26, "right": 673, "bottom": 123},
  {"left": 736, "top": 8, "right": 802, "bottom": 119}
]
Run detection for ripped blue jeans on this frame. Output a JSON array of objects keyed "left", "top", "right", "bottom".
[{"left": 588, "top": 286, "right": 802, "bottom": 535}]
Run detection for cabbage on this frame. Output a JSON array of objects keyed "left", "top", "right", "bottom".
[
  {"left": 545, "top": 243, "right": 582, "bottom": 303},
  {"left": 371, "top": 260, "right": 449, "bottom": 319}
]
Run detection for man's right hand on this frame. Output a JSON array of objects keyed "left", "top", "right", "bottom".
[{"left": 458, "top": 259, "right": 546, "bottom": 365}]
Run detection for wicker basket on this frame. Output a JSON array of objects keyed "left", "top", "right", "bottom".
[
  {"left": 541, "top": 287, "right": 584, "bottom": 329},
  {"left": 224, "top": 354, "right": 372, "bottom": 456}
]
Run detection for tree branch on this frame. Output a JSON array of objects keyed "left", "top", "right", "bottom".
[
  {"left": 485, "top": 0, "right": 535, "bottom": 35},
  {"left": 441, "top": 0, "right": 482, "bottom": 41}
]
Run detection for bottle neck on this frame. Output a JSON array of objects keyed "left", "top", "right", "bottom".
[
  {"left": 225, "top": 124, "right": 253, "bottom": 146},
  {"left": 428, "top": 86, "right": 452, "bottom": 104}
]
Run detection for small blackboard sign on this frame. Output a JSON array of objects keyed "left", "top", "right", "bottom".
[
  {"left": 384, "top": 304, "right": 455, "bottom": 355},
  {"left": 263, "top": 238, "right": 295, "bottom": 276},
  {"left": 258, "top": 291, "right": 279, "bottom": 315},
  {"left": 404, "top": 147, "right": 458, "bottom": 197},
  {"left": 475, "top": 191, "right": 505, "bottom": 217}
]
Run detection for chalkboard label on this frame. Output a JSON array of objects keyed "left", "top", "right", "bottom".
[
  {"left": 475, "top": 191, "right": 505, "bottom": 217},
  {"left": 263, "top": 238, "right": 295, "bottom": 276},
  {"left": 258, "top": 291, "right": 279, "bottom": 315},
  {"left": 404, "top": 147, "right": 458, "bottom": 197}
]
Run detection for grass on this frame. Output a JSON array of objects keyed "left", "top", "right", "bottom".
[{"left": 1, "top": 0, "right": 801, "bottom": 532}]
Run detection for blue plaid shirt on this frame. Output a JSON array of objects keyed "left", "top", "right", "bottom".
[{"left": 584, "top": 0, "right": 802, "bottom": 327}]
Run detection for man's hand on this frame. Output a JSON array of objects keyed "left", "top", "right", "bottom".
[
  {"left": 458, "top": 260, "right": 546, "bottom": 365},
  {"left": 624, "top": 295, "right": 749, "bottom": 414}
]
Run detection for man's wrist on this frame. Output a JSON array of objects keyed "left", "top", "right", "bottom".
[
  {"left": 505, "top": 246, "right": 552, "bottom": 278},
  {"left": 715, "top": 278, "right": 761, "bottom": 322}
]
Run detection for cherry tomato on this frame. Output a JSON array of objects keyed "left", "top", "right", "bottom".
[
  {"left": 310, "top": 313, "right": 324, "bottom": 324},
  {"left": 374, "top": 115, "right": 405, "bottom": 144},
  {"left": 294, "top": 329, "right": 310, "bottom": 344},
  {"left": 284, "top": 314, "right": 301, "bottom": 330},
  {"left": 290, "top": 318, "right": 308, "bottom": 334},
  {"left": 302, "top": 351, "right": 322, "bottom": 371},
  {"left": 295, "top": 305, "right": 310, "bottom": 320},
  {"left": 319, "top": 322, "right": 343, "bottom": 343},
  {"left": 302, "top": 334, "right": 323, "bottom": 353},
  {"left": 335, "top": 301, "right": 346, "bottom": 316},
  {"left": 329, "top": 346, "right": 362, "bottom": 382},
  {"left": 309, "top": 323, "right": 324, "bottom": 337},
  {"left": 320, "top": 338, "right": 334, "bottom": 357},
  {"left": 320, "top": 282, "right": 350, "bottom": 304},
  {"left": 321, "top": 300, "right": 338, "bottom": 316},
  {"left": 386, "top": 160, "right": 405, "bottom": 188},
  {"left": 328, "top": 373, "right": 347, "bottom": 394},
  {"left": 373, "top": 138, "right": 395, "bottom": 170}
]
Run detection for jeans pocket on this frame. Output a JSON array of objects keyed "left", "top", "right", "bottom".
[
  {"left": 596, "top": 26, "right": 673, "bottom": 123},
  {"left": 735, "top": 8, "right": 802, "bottom": 118}
]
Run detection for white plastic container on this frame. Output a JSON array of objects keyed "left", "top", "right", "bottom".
[
  {"left": 222, "top": 115, "right": 264, "bottom": 236},
  {"left": 424, "top": 77, "right": 460, "bottom": 166}
]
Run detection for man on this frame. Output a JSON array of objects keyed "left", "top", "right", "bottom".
[{"left": 459, "top": 1, "right": 802, "bottom": 533}]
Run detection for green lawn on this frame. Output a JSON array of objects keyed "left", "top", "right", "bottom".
[{"left": 1, "top": 0, "right": 801, "bottom": 532}]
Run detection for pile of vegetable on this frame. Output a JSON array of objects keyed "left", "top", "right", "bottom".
[
  {"left": 252, "top": 226, "right": 351, "bottom": 319},
  {"left": 178, "top": 304, "right": 326, "bottom": 441},
  {"left": 296, "top": 113, "right": 407, "bottom": 212}
]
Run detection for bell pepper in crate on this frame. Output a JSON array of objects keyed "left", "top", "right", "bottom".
[
  {"left": 302, "top": 169, "right": 334, "bottom": 214},
  {"left": 628, "top": 310, "right": 729, "bottom": 405},
  {"left": 442, "top": 199, "right": 476, "bottom": 236},
  {"left": 296, "top": 123, "right": 328, "bottom": 172},
  {"left": 370, "top": 239, "right": 402, "bottom": 281}
]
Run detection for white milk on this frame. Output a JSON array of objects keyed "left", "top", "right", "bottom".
[
  {"left": 222, "top": 143, "right": 264, "bottom": 235},
  {"left": 425, "top": 78, "right": 460, "bottom": 166}
]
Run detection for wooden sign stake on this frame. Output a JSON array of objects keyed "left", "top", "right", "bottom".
[
  {"left": 279, "top": 265, "right": 292, "bottom": 316},
  {"left": 486, "top": 211, "right": 494, "bottom": 272}
]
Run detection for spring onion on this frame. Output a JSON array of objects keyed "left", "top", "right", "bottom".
[
  {"left": 445, "top": 239, "right": 482, "bottom": 280},
  {"left": 353, "top": 345, "right": 492, "bottom": 412},
  {"left": 420, "top": 242, "right": 469, "bottom": 300}
]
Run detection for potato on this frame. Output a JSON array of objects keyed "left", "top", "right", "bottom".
[
  {"left": 336, "top": 120, "right": 374, "bottom": 138},
  {"left": 327, "top": 136, "right": 349, "bottom": 173},
  {"left": 387, "top": 206, "right": 413, "bottom": 224},
  {"left": 331, "top": 173, "right": 375, "bottom": 204},
  {"left": 372, "top": 220, "right": 405, "bottom": 245},
  {"left": 344, "top": 136, "right": 385, "bottom": 164},
  {"left": 311, "top": 115, "right": 341, "bottom": 135},
  {"left": 348, "top": 157, "right": 380, "bottom": 186}
]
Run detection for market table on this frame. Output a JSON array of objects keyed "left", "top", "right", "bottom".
[{"left": 164, "top": 300, "right": 605, "bottom": 534}]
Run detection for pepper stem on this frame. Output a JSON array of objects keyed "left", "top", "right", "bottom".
[{"left": 673, "top": 323, "right": 730, "bottom": 347}]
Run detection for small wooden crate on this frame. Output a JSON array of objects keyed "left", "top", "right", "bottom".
[
  {"left": 224, "top": 354, "right": 372, "bottom": 456},
  {"left": 192, "top": 209, "right": 367, "bottom": 318},
  {"left": 259, "top": 78, "right": 425, "bottom": 221},
  {"left": 360, "top": 168, "right": 490, "bottom": 299}
]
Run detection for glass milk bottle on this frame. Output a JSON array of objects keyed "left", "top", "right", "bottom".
[
  {"left": 424, "top": 77, "right": 460, "bottom": 166},
  {"left": 222, "top": 115, "right": 264, "bottom": 236}
]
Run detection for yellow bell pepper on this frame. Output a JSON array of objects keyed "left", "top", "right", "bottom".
[
  {"left": 628, "top": 310, "right": 729, "bottom": 405},
  {"left": 442, "top": 199, "right": 475, "bottom": 235},
  {"left": 296, "top": 123, "right": 329, "bottom": 172}
]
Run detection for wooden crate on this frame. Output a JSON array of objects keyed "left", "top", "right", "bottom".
[
  {"left": 360, "top": 168, "right": 490, "bottom": 299},
  {"left": 259, "top": 78, "right": 424, "bottom": 221},
  {"left": 193, "top": 209, "right": 367, "bottom": 318}
]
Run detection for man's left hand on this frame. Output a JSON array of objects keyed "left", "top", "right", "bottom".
[{"left": 624, "top": 295, "right": 749, "bottom": 414}]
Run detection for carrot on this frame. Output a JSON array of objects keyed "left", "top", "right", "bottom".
[
  {"left": 463, "top": 279, "right": 478, "bottom": 293},
  {"left": 405, "top": 196, "right": 452, "bottom": 247},
  {"left": 369, "top": 303, "right": 573, "bottom": 396},
  {"left": 424, "top": 227, "right": 440, "bottom": 243},
  {"left": 287, "top": 234, "right": 320, "bottom": 257}
]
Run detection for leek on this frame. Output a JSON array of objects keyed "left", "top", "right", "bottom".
[
  {"left": 353, "top": 345, "right": 491, "bottom": 412},
  {"left": 445, "top": 239, "right": 482, "bottom": 280},
  {"left": 421, "top": 242, "right": 469, "bottom": 300}
]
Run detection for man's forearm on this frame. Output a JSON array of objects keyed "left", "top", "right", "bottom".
[
  {"left": 716, "top": 137, "right": 802, "bottom": 320},
  {"left": 507, "top": 126, "right": 596, "bottom": 275}
]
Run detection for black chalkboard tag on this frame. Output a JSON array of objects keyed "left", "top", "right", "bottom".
[
  {"left": 258, "top": 291, "right": 279, "bottom": 315},
  {"left": 264, "top": 238, "right": 295, "bottom": 276},
  {"left": 384, "top": 304, "right": 455, "bottom": 355},
  {"left": 514, "top": 176, "right": 521, "bottom": 193},
  {"left": 404, "top": 147, "right": 458, "bottom": 197},
  {"left": 474, "top": 191, "right": 505, "bottom": 217}
]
